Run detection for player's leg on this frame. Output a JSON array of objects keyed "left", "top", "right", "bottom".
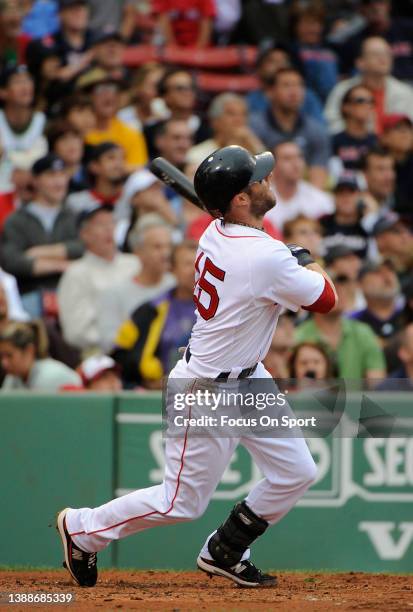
[
  {"left": 196, "top": 497, "right": 277, "bottom": 588},
  {"left": 196, "top": 364, "right": 316, "bottom": 588},
  {"left": 241, "top": 432, "right": 317, "bottom": 524},
  {"left": 65, "top": 434, "right": 238, "bottom": 549},
  {"left": 57, "top": 419, "right": 238, "bottom": 586},
  {"left": 199, "top": 425, "right": 316, "bottom": 587},
  {"left": 242, "top": 362, "right": 317, "bottom": 523},
  {"left": 196, "top": 432, "right": 315, "bottom": 588},
  {"left": 197, "top": 435, "right": 315, "bottom": 556}
]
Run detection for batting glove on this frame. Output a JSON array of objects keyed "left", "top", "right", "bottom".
[{"left": 287, "top": 243, "right": 315, "bottom": 267}]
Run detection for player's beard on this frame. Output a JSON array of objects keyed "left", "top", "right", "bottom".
[{"left": 250, "top": 184, "right": 277, "bottom": 217}]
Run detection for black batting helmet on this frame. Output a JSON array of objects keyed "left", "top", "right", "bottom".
[{"left": 194, "top": 146, "right": 275, "bottom": 216}]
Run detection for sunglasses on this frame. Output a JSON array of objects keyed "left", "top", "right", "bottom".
[
  {"left": 335, "top": 274, "right": 351, "bottom": 283},
  {"left": 167, "top": 84, "right": 195, "bottom": 92},
  {"left": 348, "top": 97, "right": 374, "bottom": 105}
]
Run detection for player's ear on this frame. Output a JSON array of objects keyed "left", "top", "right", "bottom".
[{"left": 231, "top": 191, "right": 250, "bottom": 212}]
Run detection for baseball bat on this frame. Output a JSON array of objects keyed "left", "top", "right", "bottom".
[{"left": 149, "top": 157, "right": 205, "bottom": 211}]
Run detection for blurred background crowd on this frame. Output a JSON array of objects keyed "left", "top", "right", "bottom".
[{"left": 0, "top": 0, "right": 412, "bottom": 392}]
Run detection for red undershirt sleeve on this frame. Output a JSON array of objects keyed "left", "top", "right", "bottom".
[{"left": 302, "top": 278, "right": 336, "bottom": 314}]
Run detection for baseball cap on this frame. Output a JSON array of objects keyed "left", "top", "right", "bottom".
[
  {"left": 0, "top": 64, "right": 30, "bottom": 87},
  {"left": 77, "top": 203, "right": 113, "bottom": 228},
  {"left": 123, "top": 169, "right": 158, "bottom": 202},
  {"left": 78, "top": 355, "right": 119, "bottom": 386},
  {"left": 333, "top": 172, "right": 360, "bottom": 192},
  {"left": 382, "top": 114, "right": 413, "bottom": 132},
  {"left": 334, "top": 172, "right": 360, "bottom": 191},
  {"left": 324, "top": 245, "right": 357, "bottom": 265},
  {"left": 58, "top": 0, "right": 87, "bottom": 9},
  {"left": 32, "top": 154, "right": 65, "bottom": 176},
  {"left": 372, "top": 212, "right": 401, "bottom": 236},
  {"left": 91, "top": 26, "right": 123, "bottom": 46}
]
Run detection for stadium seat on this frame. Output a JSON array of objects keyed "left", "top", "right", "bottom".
[
  {"left": 162, "top": 46, "right": 241, "bottom": 70},
  {"left": 123, "top": 45, "right": 258, "bottom": 71},
  {"left": 196, "top": 72, "right": 259, "bottom": 93},
  {"left": 123, "top": 45, "right": 158, "bottom": 66}
]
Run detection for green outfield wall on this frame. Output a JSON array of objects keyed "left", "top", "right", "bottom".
[{"left": 1, "top": 392, "right": 413, "bottom": 572}]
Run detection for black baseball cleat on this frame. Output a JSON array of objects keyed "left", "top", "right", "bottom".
[
  {"left": 56, "top": 508, "right": 98, "bottom": 587},
  {"left": 197, "top": 556, "right": 277, "bottom": 588}
]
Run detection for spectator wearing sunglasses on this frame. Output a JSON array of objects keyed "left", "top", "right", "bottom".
[
  {"left": 331, "top": 85, "right": 377, "bottom": 175},
  {"left": 324, "top": 245, "right": 366, "bottom": 315},
  {"left": 325, "top": 37, "right": 413, "bottom": 135},
  {"left": 144, "top": 68, "right": 209, "bottom": 159}
]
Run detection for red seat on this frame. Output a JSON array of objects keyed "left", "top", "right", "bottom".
[
  {"left": 196, "top": 72, "right": 259, "bottom": 93},
  {"left": 123, "top": 45, "right": 158, "bottom": 67},
  {"left": 162, "top": 46, "right": 241, "bottom": 70},
  {"left": 123, "top": 45, "right": 259, "bottom": 70}
]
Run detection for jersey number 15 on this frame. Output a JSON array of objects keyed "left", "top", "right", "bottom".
[{"left": 194, "top": 254, "right": 226, "bottom": 320}]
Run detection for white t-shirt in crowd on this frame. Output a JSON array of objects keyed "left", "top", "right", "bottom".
[{"left": 265, "top": 180, "right": 334, "bottom": 230}]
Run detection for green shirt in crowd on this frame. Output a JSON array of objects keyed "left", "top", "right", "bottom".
[{"left": 295, "top": 318, "right": 386, "bottom": 379}]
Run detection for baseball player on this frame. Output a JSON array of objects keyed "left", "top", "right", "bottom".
[{"left": 57, "top": 146, "right": 337, "bottom": 588}]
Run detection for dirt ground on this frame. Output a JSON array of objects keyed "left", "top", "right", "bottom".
[{"left": 0, "top": 570, "right": 412, "bottom": 612}]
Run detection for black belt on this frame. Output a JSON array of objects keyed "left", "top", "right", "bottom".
[{"left": 185, "top": 347, "right": 258, "bottom": 381}]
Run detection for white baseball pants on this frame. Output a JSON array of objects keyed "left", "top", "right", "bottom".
[{"left": 66, "top": 360, "right": 317, "bottom": 554}]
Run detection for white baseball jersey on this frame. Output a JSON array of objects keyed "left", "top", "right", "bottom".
[{"left": 189, "top": 220, "right": 325, "bottom": 375}]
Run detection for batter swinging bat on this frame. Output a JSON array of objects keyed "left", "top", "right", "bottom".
[{"left": 150, "top": 157, "right": 206, "bottom": 211}]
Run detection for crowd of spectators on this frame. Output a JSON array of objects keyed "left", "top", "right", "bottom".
[{"left": 0, "top": 0, "right": 413, "bottom": 392}]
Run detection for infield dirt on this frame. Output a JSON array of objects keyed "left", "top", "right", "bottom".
[{"left": 0, "top": 569, "right": 411, "bottom": 611}]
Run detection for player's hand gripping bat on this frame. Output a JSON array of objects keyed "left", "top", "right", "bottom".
[{"left": 149, "top": 157, "right": 206, "bottom": 212}]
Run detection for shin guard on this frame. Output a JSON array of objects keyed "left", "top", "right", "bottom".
[{"left": 208, "top": 501, "right": 268, "bottom": 567}]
